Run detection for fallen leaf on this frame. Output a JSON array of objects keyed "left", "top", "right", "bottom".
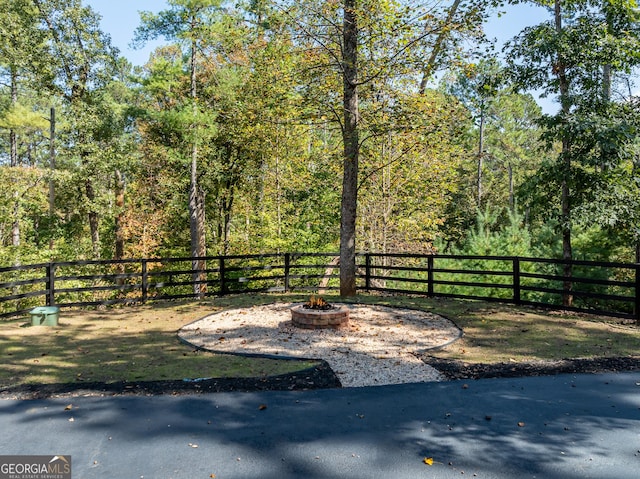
[
  {"left": 210, "top": 475, "right": 216, "bottom": 478},
  {"left": 423, "top": 457, "right": 434, "bottom": 466},
  {"left": 64, "top": 404, "right": 73, "bottom": 411}
]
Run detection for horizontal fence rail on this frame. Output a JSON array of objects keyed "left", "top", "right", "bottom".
[
  {"left": 359, "top": 253, "right": 639, "bottom": 321},
  {"left": 0, "top": 253, "right": 637, "bottom": 321}
]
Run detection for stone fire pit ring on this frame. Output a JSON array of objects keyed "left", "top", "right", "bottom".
[{"left": 290, "top": 303, "right": 350, "bottom": 329}]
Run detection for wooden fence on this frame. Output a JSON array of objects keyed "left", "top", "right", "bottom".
[{"left": 0, "top": 253, "right": 637, "bottom": 321}]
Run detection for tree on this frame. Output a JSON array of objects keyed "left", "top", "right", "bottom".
[
  {"left": 33, "top": 0, "right": 121, "bottom": 258},
  {"left": 134, "top": 0, "right": 223, "bottom": 294},
  {"left": 0, "top": 0, "right": 49, "bottom": 248},
  {"left": 89, "top": 72, "right": 141, "bottom": 261},
  {"left": 443, "top": 59, "right": 504, "bottom": 206},
  {"left": 282, "top": 0, "right": 494, "bottom": 296},
  {"left": 357, "top": 90, "right": 469, "bottom": 254},
  {"left": 443, "top": 61, "right": 544, "bottom": 219},
  {"left": 506, "top": 0, "right": 640, "bottom": 305},
  {"left": 340, "top": 0, "right": 359, "bottom": 296},
  {"left": 0, "top": 0, "right": 49, "bottom": 160}
]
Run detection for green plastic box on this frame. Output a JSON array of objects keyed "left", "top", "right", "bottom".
[{"left": 30, "top": 306, "right": 60, "bottom": 326}]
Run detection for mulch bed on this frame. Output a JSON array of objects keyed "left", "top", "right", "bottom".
[
  {"left": 2, "top": 356, "right": 640, "bottom": 400},
  {"left": 419, "top": 355, "right": 640, "bottom": 380}
]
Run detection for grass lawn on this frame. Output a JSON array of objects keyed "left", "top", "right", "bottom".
[
  {"left": 0, "top": 293, "right": 638, "bottom": 390},
  {"left": 353, "top": 295, "right": 640, "bottom": 363},
  {"left": 0, "top": 297, "right": 317, "bottom": 389}
]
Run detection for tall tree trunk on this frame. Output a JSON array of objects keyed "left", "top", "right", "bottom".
[
  {"left": 9, "top": 68, "right": 18, "bottom": 168},
  {"left": 9, "top": 133, "right": 17, "bottom": 167},
  {"left": 189, "top": 144, "right": 202, "bottom": 272},
  {"left": 340, "top": 0, "right": 359, "bottom": 297},
  {"left": 555, "top": 0, "right": 573, "bottom": 307},
  {"left": 86, "top": 177, "right": 100, "bottom": 258},
  {"left": 11, "top": 197, "right": 20, "bottom": 247},
  {"left": 114, "top": 169, "right": 125, "bottom": 261},
  {"left": 477, "top": 107, "right": 485, "bottom": 207},
  {"left": 49, "top": 107, "right": 56, "bottom": 250},
  {"left": 10, "top": 67, "right": 20, "bottom": 247},
  {"left": 560, "top": 142, "right": 572, "bottom": 306},
  {"left": 197, "top": 185, "right": 207, "bottom": 257},
  {"left": 114, "top": 169, "right": 125, "bottom": 286},
  {"left": 188, "top": 28, "right": 206, "bottom": 296}
]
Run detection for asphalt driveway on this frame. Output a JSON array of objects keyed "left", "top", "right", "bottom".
[{"left": 1, "top": 372, "right": 639, "bottom": 478}]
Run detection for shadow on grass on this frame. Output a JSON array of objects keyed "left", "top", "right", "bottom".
[
  {"left": 0, "top": 298, "right": 334, "bottom": 398},
  {"left": 1, "top": 293, "right": 638, "bottom": 398}
]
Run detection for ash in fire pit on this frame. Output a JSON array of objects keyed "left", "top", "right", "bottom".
[{"left": 291, "top": 296, "right": 349, "bottom": 329}]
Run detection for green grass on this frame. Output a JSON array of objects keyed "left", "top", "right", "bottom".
[
  {"left": 350, "top": 295, "right": 640, "bottom": 364},
  {"left": 1, "top": 293, "right": 638, "bottom": 390},
  {"left": 0, "top": 298, "right": 316, "bottom": 389}
]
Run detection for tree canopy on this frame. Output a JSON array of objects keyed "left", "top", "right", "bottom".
[{"left": 0, "top": 0, "right": 638, "bottom": 293}]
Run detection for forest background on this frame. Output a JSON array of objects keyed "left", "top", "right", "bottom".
[{"left": 1, "top": 0, "right": 639, "bottom": 292}]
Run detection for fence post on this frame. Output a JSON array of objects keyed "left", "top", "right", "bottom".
[
  {"left": 513, "top": 257, "right": 521, "bottom": 305},
  {"left": 47, "top": 263, "right": 56, "bottom": 306},
  {"left": 284, "top": 253, "right": 291, "bottom": 292},
  {"left": 427, "top": 256, "right": 434, "bottom": 297},
  {"left": 141, "top": 259, "right": 148, "bottom": 303},
  {"left": 365, "top": 254, "right": 371, "bottom": 291},
  {"left": 219, "top": 257, "right": 227, "bottom": 295}
]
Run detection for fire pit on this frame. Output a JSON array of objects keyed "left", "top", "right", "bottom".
[{"left": 290, "top": 295, "right": 350, "bottom": 329}]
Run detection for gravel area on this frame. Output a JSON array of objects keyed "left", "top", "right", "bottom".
[{"left": 179, "top": 303, "right": 463, "bottom": 388}]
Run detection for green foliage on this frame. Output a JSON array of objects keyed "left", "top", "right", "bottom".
[
  {"left": 455, "top": 207, "right": 533, "bottom": 257},
  {"left": 430, "top": 207, "right": 532, "bottom": 299},
  {"left": 358, "top": 90, "right": 470, "bottom": 253},
  {"left": 0, "top": 0, "right": 639, "bottom": 286},
  {"left": 505, "top": 0, "right": 640, "bottom": 266}
]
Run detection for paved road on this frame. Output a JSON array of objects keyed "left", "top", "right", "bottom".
[{"left": 1, "top": 372, "right": 639, "bottom": 479}]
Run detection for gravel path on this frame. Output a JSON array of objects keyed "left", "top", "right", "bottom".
[{"left": 179, "top": 303, "right": 462, "bottom": 387}]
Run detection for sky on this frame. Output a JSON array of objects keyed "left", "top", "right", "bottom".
[
  {"left": 87, "top": 0, "right": 165, "bottom": 66},
  {"left": 85, "top": 0, "right": 555, "bottom": 109}
]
